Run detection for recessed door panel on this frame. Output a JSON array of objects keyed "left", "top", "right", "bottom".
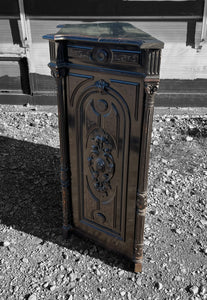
[
  {"left": 67, "top": 71, "right": 142, "bottom": 258},
  {"left": 76, "top": 79, "right": 130, "bottom": 240}
]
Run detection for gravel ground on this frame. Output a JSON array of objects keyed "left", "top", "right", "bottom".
[{"left": 0, "top": 104, "right": 207, "bottom": 300}]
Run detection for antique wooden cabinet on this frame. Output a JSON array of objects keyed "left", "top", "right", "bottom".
[{"left": 43, "top": 22, "right": 164, "bottom": 272}]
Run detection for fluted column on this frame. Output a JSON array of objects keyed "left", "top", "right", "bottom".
[
  {"left": 50, "top": 64, "right": 72, "bottom": 239},
  {"left": 133, "top": 80, "right": 159, "bottom": 272}
]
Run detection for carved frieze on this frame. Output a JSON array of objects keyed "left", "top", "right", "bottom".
[
  {"left": 68, "top": 46, "right": 92, "bottom": 61},
  {"left": 112, "top": 52, "right": 139, "bottom": 64},
  {"left": 67, "top": 44, "right": 141, "bottom": 66}
]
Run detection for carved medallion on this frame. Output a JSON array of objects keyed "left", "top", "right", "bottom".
[
  {"left": 88, "top": 129, "right": 115, "bottom": 196},
  {"left": 92, "top": 48, "right": 110, "bottom": 64}
]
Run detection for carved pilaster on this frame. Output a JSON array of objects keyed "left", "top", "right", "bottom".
[
  {"left": 138, "top": 80, "right": 159, "bottom": 192},
  {"left": 56, "top": 73, "right": 73, "bottom": 239},
  {"left": 133, "top": 80, "right": 159, "bottom": 272}
]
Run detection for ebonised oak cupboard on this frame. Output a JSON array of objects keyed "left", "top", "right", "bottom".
[{"left": 43, "top": 22, "right": 164, "bottom": 272}]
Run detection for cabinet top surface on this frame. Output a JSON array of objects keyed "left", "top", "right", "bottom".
[{"left": 43, "top": 22, "right": 164, "bottom": 49}]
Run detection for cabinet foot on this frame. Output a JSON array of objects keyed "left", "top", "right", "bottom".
[
  {"left": 134, "top": 262, "right": 142, "bottom": 273},
  {"left": 62, "top": 225, "right": 72, "bottom": 239}
]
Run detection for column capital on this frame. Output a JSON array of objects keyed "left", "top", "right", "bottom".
[
  {"left": 144, "top": 81, "right": 159, "bottom": 96},
  {"left": 50, "top": 66, "right": 68, "bottom": 79}
]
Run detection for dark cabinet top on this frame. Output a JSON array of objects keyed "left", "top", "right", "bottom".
[{"left": 43, "top": 22, "right": 164, "bottom": 49}]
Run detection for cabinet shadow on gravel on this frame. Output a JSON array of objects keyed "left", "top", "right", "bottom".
[{"left": 0, "top": 136, "right": 131, "bottom": 271}]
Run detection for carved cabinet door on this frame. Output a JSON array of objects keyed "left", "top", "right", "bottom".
[{"left": 67, "top": 70, "right": 144, "bottom": 259}]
